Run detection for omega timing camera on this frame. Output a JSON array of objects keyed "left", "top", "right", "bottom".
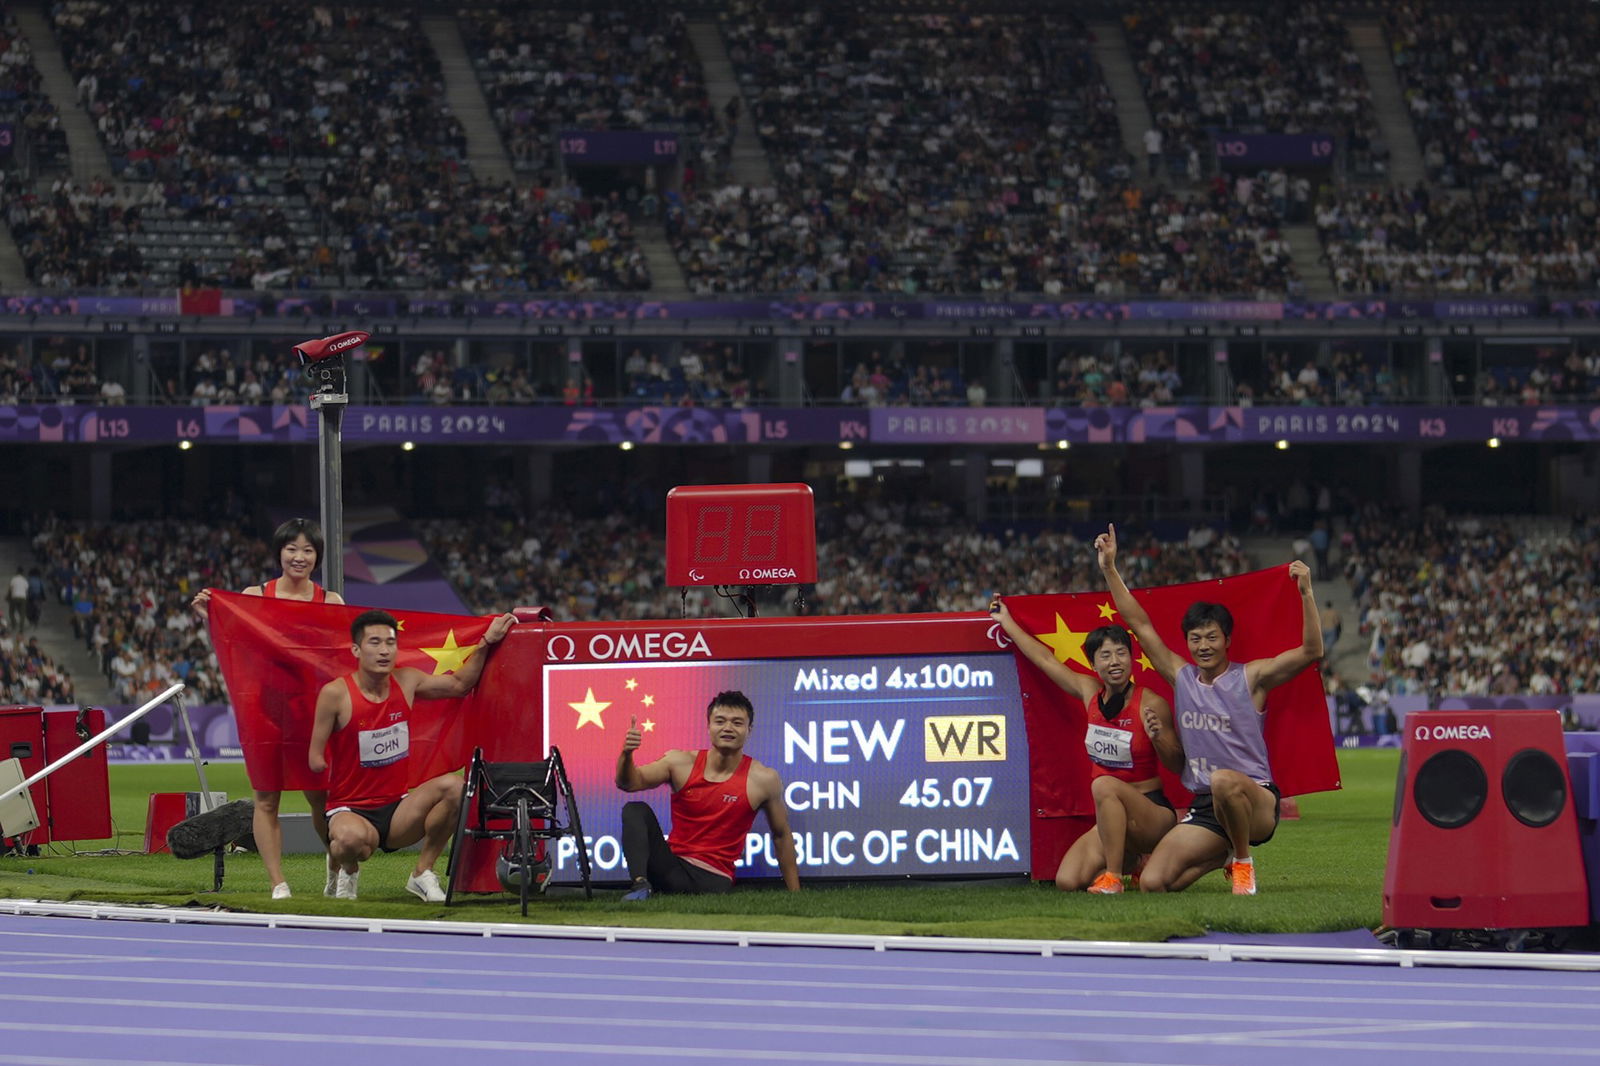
[{"left": 293, "top": 330, "right": 368, "bottom": 402}]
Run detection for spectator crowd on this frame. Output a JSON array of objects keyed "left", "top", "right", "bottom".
[
  {"left": 1390, "top": 2, "right": 1600, "bottom": 199},
  {"left": 461, "top": 4, "right": 716, "bottom": 177},
  {"left": 1380, "top": 3, "right": 1600, "bottom": 294},
  {"left": 723, "top": 4, "right": 1124, "bottom": 213},
  {"left": 1051, "top": 347, "right": 1185, "bottom": 406},
  {"left": 417, "top": 501, "right": 1252, "bottom": 622},
  {"left": 0, "top": 564, "right": 76, "bottom": 706},
  {"left": 3, "top": 2, "right": 1600, "bottom": 302},
  {"left": 35, "top": 327, "right": 1600, "bottom": 408},
  {"left": 1343, "top": 509, "right": 1600, "bottom": 699},
  {"left": 0, "top": 340, "right": 111, "bottom": 403},
  {"left": 668, "top": 170, "right": 1299, "bottom": 297},
  {"left": 15, "top": 504, "right": 1251, "bottom": 708},
  {"left": 25, "top": 515, "right": 257, "bottom": 705},
  {"left": 0, "top": 8, "right": 66, "bottom": 172},
  {"left": 35, "top": 0, "right": 650, "bottom": 293},
  {"left": 1315, "top": 183, "right": 1600, "bottom": 294},
  {"left": 14, "top": 497, "right": 1600, "bottom": 712},
  {"left": 1125, "top": 3, "right": 1384, "bottom": 180}
]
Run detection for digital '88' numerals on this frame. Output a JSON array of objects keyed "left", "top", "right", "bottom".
[{"left": 692, "top": 503, "right": 782, "bottom": 563}]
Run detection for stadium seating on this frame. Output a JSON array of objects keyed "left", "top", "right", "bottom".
[
  {"left": 43, "top": 1, "right": 648, "bottom": 292},
  {"left": 18, "top": 497, "right": 1600, "bottom": 710},
  {"left": 1125, "top": 3, "right": 1386, "bottom": 179},
  {"left": 459, "top": 6, "right": 715, "bottom": 177},
  {"left": 1343, "top": 509, "right": 1600, "bottom": 698},
  {"left": 1, "top": 2, "right": 1597, "bottom": 302}
]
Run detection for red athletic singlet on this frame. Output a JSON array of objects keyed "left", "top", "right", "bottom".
[
  {"left": 668, "top": 751, "right": 758, "bottom": 879},
  {"left": 263, "top": 578, "right": 327, "bottom": 602},
  {"left": 1085, "top": 685, "right": 1160, "bottom": 783},
  {"left": 324, "top": 675, "right": 412, "bottom": 811}
]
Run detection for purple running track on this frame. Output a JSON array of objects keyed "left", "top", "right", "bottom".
[{"left": 2, "top": 913, "right": 1599, "bottom": 1066}]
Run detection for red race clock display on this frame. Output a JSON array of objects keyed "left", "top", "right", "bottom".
[{"left": 666, "top": 483, "right": 818, "bottom": 586}]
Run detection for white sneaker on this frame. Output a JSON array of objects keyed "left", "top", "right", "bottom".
[
  {"left": 405, "top": 869, "right": 445, "bottom": 903},
  {"left": 335, "top": 869, "right": 359, "bottom": 900},
  {"left": 270, "top": 882, "right": 292, "bottom": 900},
  {"left": 324, "top": 862, "right": 338, "bottom": 898}
]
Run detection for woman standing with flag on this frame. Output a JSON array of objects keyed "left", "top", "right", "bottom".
[
  {"left": 990, "top": 598, "right": 1182, "bottom": 894},
  {"left": 192, "top": 517, "right": 345, "bottom": 899}
]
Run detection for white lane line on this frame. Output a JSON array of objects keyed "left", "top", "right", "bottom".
[
  {"left": 2, "top": 1015, "right": 1594, "bottom": 1062},
  {"left": 0, "top": 1058, "right": 263, "bottom": 1066},
  {"left": 1, "top": 923, "right": 1594, "bottom": 996},
  {"left": 0, "top": 1020, "right": 1185, "bottom": 1066},
  {"left": 0, "top": 1056, "right": 1193, "bottom": 1066},
  {"left": 9, "top": 990, "right": 1600, "bottom": 1039},
  {"left": 1169, "top": 1020, "right": 1484, "bottom": 1041},
  {"left": 1167, "top": 1035, "right": 1600, "bottom": 1057},
  {"left": 8, "top": 970, "right": 1600, "bottom": 1031},
  {"left": 7, "top": 951, "right": 1596, "bottom": 1014},
  {"left": 8, "top": 901, "right": 1597, "bottom": 973}
]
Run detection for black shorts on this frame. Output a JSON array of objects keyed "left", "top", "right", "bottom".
[
  {"left": 1143, "top": 788, "right": 1175, "bottom": 812},
  {"left": 327, "top": 800, "right": 403, "bottom": 852},
  {"left": 1181, "top": 783, "right": 1281, "bottom": 846}
]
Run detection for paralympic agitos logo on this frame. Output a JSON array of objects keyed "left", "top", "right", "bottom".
[{"left": 546, "top": 630, "right": 713, "bottom": 662}]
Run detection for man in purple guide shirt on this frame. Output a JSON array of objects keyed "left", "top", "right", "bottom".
[{"left": 1096, "top": 524, "right": 1323, "bottom": 896}]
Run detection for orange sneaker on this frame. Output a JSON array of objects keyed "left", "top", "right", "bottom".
[
  {"left": 1130, "top": 855, "right": 1148, "bottom": 889},
  {"left": 1230, "top": 860, "right": 1257, "bottom": 896},
  {"left": 1088, "top": 871, "right": 1124, "bottom": 894}
]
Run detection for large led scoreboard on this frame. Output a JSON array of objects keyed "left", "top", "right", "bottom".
[
  {"left": 471, "top": 611, "right": 1036, "bottom": 885},
  {"left": 460, "top": 484, "right": 1041, "bottom": 886},
  {"left": 542, "top": 639, "right": 1031, "bottom": 881}
]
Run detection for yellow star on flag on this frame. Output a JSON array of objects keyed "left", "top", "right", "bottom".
[
  {"left": 642, "top": 693, "right": 655, "bottom": 707},
  {"left": 1034, "top": 613, "right": 1089, "bottom": 669},
  {"left": 395, "top": 618, "right": 406, "bottom": 631},
  {"left": 570, "top": 688, "right": 611, "bottom": 730},
  {"left": 624, "top": 678, "right": 638, "bottom": 691},
  {"left": 419, "top": 629, "right": 479, "bottom": 675},
  {"left": 642, "top": 719, "right": 656, "bottom": 732},
  {"left": 1096, "top": 601, "right": 1118, "bottom": 620},
  {"left": 1137, "top": 652, "right": 1153, "bottom": 672}
]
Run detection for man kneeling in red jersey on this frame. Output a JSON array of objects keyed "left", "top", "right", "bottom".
[
  {"left": 615, "top": 690, "right": 800, "bottom": 898},
  {"left": 309, "top": 608, "right": 515, "bottom": 902}
]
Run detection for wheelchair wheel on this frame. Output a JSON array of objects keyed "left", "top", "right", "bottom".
[
  {"left": 443, "top": 760, "right": 478, "bottom": 906},
  {"left": 564, "top": 782, "right": 593, "bottom": 900},
  {"left": 548, "top": 747, "right": 593, "bottom": 899},
  {"left": 514, "top": 796, "right": 533, "bottom": 916}
]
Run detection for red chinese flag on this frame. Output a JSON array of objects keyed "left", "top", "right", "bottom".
[
  {"left": 178, "top": 287, "right": 223, "bottom": 315},
  {"left": 207, "top": 591, "right": 503, "bottom": 791},
  {"left": 1002, "top": 564, "right": 1339, "bottom": 821}
]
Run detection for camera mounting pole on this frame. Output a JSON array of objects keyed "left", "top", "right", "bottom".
[{"left": 294, "top": 331, "right": 368, "bottom": 599}]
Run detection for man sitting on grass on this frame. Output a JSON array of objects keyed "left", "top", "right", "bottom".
[
  {"left": 308, "top": 608, "right": 515, "bottom": 901},
  {"left": 615, "top": 690, "right": 799, "bottom": 899}
]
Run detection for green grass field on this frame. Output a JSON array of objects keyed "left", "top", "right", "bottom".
[{"left": 0, "top": 749, "right": 1397, "bottom": 942}]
